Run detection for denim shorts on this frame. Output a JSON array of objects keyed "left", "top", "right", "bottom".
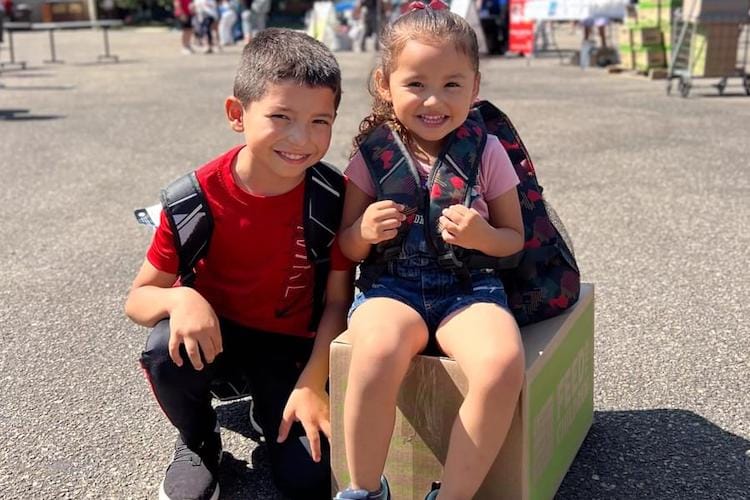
[{"left": 349, "top": 262, "right": 510, "bottom": 335}]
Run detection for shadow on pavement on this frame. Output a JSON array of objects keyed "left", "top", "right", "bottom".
[
  {"left": 216, "top": 404, "right": 749, "bottom": 498},
  {"left": 557, "top": 409, "right": 750, "bottom": 499},
  {"left": 0, "top": 84, "right": 74, "bottom": 91},
  {"left": 218, "top": 450, "right": 285, "bottom": 500},
  {"left": 73, "top": 59, "right": 143, "bottom": 67},
  {"left": 701, "top": 92, "right": 750, "bottom": 98},
  {"left": 216, "top": 398, "right": 263, "bottom": 442},
  {"left": 0, "top": 72, "right": 56, "bottom": 78},
  {"left": 216, "top": 401, "right": 287, "bottom": 499},
  {"left": 0, "top": 108, "right": 64, "bottom": 120}
]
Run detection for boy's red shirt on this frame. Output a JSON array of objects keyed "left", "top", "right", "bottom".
[{"left": 147, "top": 146, "right": 351, "bottom": 338}]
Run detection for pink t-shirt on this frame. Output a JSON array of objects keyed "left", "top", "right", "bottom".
[{"left": 345, "top": 134, "right": 519, "bottom": 220}]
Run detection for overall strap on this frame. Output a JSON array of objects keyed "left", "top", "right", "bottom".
[
  {"left": 160, "top": 172, "right": 213, "bottom": 287},
  {"left": 356, "top": 119, "right": 489, "bottom": 289},
  {"left": 303, "top": 162, "right": 345, "bottom": 331}
]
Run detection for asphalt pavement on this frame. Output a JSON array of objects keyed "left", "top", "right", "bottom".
[{"left": 1, "top": 27, "right": 749, "bottom": 499}]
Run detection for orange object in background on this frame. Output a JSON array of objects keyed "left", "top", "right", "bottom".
[{"left": 40, "top": 0, "right": 89, "bottom": 22}]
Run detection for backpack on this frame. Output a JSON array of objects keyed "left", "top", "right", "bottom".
[
  {"left": 134, "top": 162, "right": 346, "bottom": 332},
  {"left": 357, "top": 100, "right": 580, "bottom": 326}
]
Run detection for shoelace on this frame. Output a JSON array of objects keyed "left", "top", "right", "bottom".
[{"left": 172, "top": 441, "right": 204, "bottom": 466}]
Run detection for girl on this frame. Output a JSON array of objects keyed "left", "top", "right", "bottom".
[{"left": 335, "top": 2, "right": 526, "bottom": 499}]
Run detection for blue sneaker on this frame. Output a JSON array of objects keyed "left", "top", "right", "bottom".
[
  {"left": 424, "top": 481, "right": 441, "bottom": 499},
  {"left": 335, "top": 476, "right": 391, "bottom": 500}
]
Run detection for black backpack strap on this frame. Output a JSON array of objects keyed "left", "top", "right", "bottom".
[
  {"left": 356, "top": 119, "right": 491, "bottom": 290},
  {"left": 463, "top": 251, "right": 522, "bottom": 270},
  {"left": 304, "top": 162, "right": 345, "bottom": 331},
  {"left": 160, "top": 172, "right": 213, "bottom": 287},
  {"left": 427, "top": 116, "right": 486, "bottom": 280},
  {"left": 358, "top": 124, "right": 424, "bottom": 264}
]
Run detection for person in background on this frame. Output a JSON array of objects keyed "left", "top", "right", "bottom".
[
  {"left": 477, "top": 0, "right": 504, "bottom": 54},
  {"left": 218, "top": 0, "right": 239, "bottom": 45},
  {"left": 242, "top": 0, "right": 270, "bottom": 43},
  {"left": 0, "top": 0, "right": 5, "bottom": 45},
  {"left": 582, "top": 15, "right": 609, "bottom": 48},
  {"left": 195, "top": 0, "right": 219, "bottom": 53},
  {"left": 173, "top": 0, "right": 194, "bottom": 54},
  {"left": 353, "top": 0, "right": 390, "bottom": 51},
  {"left": 240, "top": 0, "right": 253, "bottom": 43}
]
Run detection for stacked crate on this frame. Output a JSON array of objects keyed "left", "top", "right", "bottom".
[{"left": 619, "top": 0, "right": 683, "bottom": 72}]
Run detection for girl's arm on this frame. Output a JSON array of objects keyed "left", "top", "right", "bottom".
[
  {"left": 482, "top": 188, "right": 525, "bottom": 256},
  {"left": 338, "top": 182, "right": 405, "bottom": 262},
  {"left": 439, "top": 188, "right": 524, "bottom": 257}
]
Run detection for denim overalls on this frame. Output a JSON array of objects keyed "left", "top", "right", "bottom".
[{"left": 349, "top": 201, "right": 510, "bottom": 336}]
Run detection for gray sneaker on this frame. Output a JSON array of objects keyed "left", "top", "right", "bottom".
[
  {"left": 159, "top": 431, "right": 222, "bottom": 500},
  {"left": 334, "top": 476, "right": 390, "bottom": 500}
]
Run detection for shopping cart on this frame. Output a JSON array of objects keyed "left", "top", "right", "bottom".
[{"left": 666, "top": 4, "right": 750, "bottom": 97}]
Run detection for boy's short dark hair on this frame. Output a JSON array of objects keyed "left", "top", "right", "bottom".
[{"left": 233, "top": 29, "right": 342, "bottom": 110}]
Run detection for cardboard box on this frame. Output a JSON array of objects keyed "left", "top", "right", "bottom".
[
  {"left": 619, "top": 44, "right": 636, "bottom": 68},
  {"left": 662, "top": 26, "right": 674, "bottom": 47},
  {"left": 690, "top": 22, "right": 741, "bottom": 76},
  {"left": 632, "top": 26, "right": 664, "bottom": 47},
  {"left": 637, "top": 1, "right": 681, "bottom": 27},
  {"left": 625, "top": 4, "right": 639, "bottom": 26},
  {"left": 635, "top": 46, "right": 667, "bottom": 69},
  {"left": 330, "top": 284, "right": 595, "bottom": 500},
  {"left": 682, "top": 0, "right": 750, "bottom": 22},
  {"left": 618, "top": 25, "right": 633, "bottom": 46},
  {"left": 621, "top": 45, "right": 667, "bottom": 70},
  {"left": 636, "top": 4, "right": 662, "bottom": 26}
]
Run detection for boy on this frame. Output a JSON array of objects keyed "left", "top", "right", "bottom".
[{"left": 125, "top": 29, "right": 352, "bottom": 500}]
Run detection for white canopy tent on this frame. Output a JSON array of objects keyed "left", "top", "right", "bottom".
[{"left": 522, "top": 0, "right": 628, "bottom": 21}]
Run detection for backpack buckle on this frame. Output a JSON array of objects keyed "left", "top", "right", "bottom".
[
  {"left": 437, "top": 251, "right": 464, "bottom": 270},
  {"left": 378, "top": 245, "right": 402, "bottom": 262}
]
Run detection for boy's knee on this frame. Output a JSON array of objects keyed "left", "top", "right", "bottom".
[{"left": 140, "top": 319, "right": 175, "bottom": 378}]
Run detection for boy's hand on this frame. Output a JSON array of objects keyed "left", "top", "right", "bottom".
[
  {"left": 359, "top": 200, "right": 406, "bottom": 244},
  {"left": 277, "top": 386, "right": 331, "bottom": 463},
  {"left": 168, "top": 288, "right": 223, "bottom": 371},
  {"left": 439, "top": 204, "right": 492, "bottom": 250}
]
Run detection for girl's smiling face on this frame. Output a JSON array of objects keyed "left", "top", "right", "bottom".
[{"left": 378, "top": 38, "right": 480, "bottom": 158}]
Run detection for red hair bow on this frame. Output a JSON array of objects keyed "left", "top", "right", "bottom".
[{"left": 405, "top": 0, "right": 449, "bottom": 13}]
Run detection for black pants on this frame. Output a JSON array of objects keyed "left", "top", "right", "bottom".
[
  {"left": 140, "top": 318, "right": 331, "bottom": 499},
  {"left": 200, "top": 16, "right": 215, "bottom": 45}
]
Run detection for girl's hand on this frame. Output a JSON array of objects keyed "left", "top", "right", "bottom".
[
  {"left": 439, "top": 204, "right": 492, "bottom": 250},
  {"left": 359, "top": 200, "right": 406, "bottom": 244},
  {"left": 168, "top": 288, "right": 223, "bottom": 370},
  {"left": 277, "top": 386, "right": 331, "bottom": 462}
]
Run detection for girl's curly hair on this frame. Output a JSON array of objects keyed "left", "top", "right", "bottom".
[{"left": 351, "top": 6, "right": 479, "bottom": 157}]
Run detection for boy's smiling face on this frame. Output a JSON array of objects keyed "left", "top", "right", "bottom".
[{"left": 226, "top": 81, "right": 336, "bottom": 194}]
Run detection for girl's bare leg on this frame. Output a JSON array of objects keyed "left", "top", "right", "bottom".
[
  {"left": 344, "top": 298, "right": 429, "bottom": 492},
  {"left": 434, "top": 303, "right": 525, "bottom": 500}
]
